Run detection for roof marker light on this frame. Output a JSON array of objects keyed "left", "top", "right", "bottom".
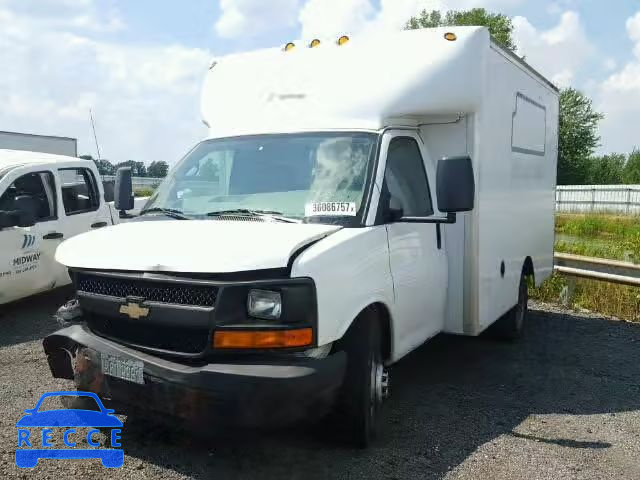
[
  {"left": 337, "top": 35, "right": 350, "bottom": 46},
  {"left": 309, "top": 39, "right": 321, "bottom": 48},
  {"left": 444, "top": 32, "right": 457, "bottom": 41},
  {"left": 284, "top": 42, "right": 296, "bottom": 52}
]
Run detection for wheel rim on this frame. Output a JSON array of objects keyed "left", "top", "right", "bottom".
[{"left": 370, "top": 357, "right": 390, "bottom": 419}]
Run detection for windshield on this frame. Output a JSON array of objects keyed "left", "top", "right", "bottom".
[{"left": 144, "top": 132, "right": 378, "bottom": 225}]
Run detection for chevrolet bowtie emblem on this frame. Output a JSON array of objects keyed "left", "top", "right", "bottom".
[{"left": 119, "top": 302, "right": 149, "bottom": 320}]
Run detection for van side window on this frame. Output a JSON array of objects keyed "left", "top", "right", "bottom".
[
  {"left": 59, "top": 168, "right": 100, "bottom": 215},
  {"left": 383, "top": 137, "right": 433, "bottom": 217},
  {"left": 0, "top": 172, "right": 57, "bottom": 222}
]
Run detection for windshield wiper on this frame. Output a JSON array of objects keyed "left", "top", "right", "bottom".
[
  {"left": 139, "top": 207, "right": 189, "bottom": 220},
  {"left": 205, "top": 209, "right": 299, "bottom": 223}
]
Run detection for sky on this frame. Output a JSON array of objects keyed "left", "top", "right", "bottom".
[{"left": 0, "top": 0, "right": 639, "bottom": 165}]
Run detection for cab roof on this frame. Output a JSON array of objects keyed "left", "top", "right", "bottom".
[{"left": 0, "top": 149, "right": 82, "bottom": 173}]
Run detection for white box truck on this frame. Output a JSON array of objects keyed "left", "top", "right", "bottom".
[
  {"left": 0, "top": 131, "right": 78, "bottom": 157},
  {"left": 43, "top": 27, "right": 558, "bottom": 446},
  {"left": 0, "top": 151, "right": 146, "bottom": 304}
]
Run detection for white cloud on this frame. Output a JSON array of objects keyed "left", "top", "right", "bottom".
[
  {"left": 603, "top": 58, "right": 617, "bottom": 71},
  {"left": 299, "top": 0, "right": 375, "bottom": 39},
  {"left": 512, "top": 11, "right": 594, "bottom": 88},
  {"left": 0, "top": 1, "right": 210, "bottom": 164},
  {"left": 596, "top": 11, "right": 640, "bottom": 153},
  {"left": 296, "top": 0, "right": 527, "bottom": 43},
  {"left": 0, "top": 0, "right": 125, "bottom": 32},
  {"left": 298, "top": 0, "right": 448, "bottom": 40},
  {"left": 551, "top": 70, "right": 574, "bottom": 88},
  {"left": 215, "top": 0, "right": 301, "bottom": 39},
  {"left": 367, "top": 0, "right": 441, "bottom": 33}
]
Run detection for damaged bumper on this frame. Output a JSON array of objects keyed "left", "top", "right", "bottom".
[{"left": 43, "top": 324, "right": 346, "bottom": 428}]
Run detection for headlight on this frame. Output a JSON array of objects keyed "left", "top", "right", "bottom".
[{"left": 247, "top": 289, "right": 282, "bottom": 320}]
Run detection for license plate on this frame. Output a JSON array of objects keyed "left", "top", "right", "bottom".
[{"left": 101, "top": 354, "right": 144, "bottom": 385}]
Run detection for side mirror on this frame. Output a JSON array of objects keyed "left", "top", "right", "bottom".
[
  {"left": 436, "top": 156, "right": 475, "bottom": 213},
  {"left": 0, "top": 211, "right": 19, "bottom": 229},
  {"left": 114, "top": 167, "right": 134, "bottom": 215},
  {"left": 14, "top": 195, "right": 38, "bottom": 227},
  {"left": 17, "top": 210, "right": 36, "bottom": 228}
]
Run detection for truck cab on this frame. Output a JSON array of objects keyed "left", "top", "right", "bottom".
[
  {"left": 43, "top": 27, "right": 558, "bottom": 446},
  {"left": 0, "top": 150, "right": 145, "bottom": 304}
]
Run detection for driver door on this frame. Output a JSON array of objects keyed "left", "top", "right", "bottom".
[
  {"left": 380, "top": 132, "right": 448, "bottom": 357},
  {"left": 0, "top": 167, "right": 63, "bottom": 304}
]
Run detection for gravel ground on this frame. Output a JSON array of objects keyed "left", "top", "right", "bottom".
[{"left": 1, "top": 291, "right": 640, "bottom": 480}]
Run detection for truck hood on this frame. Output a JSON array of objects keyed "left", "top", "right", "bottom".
[{"left": 56, "top": 220, "right": 342, "bottom": 273}]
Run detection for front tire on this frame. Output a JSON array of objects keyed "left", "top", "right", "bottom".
[{"left": 338, "top": 312, "right": 389, "bottom": 447}]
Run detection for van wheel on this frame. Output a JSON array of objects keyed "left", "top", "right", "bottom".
[
  {"left": 337, "top": 311, "right": 389, "bottom": 447},
  {"left": 491, "top": 272, "right": 528, "bottom": 340}
]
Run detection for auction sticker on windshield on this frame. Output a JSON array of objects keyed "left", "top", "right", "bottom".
[{"left": 305, "top": 202, "right": 357, "bottom": 217}]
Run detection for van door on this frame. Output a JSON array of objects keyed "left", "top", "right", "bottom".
[
  {"left": 53, "top": 167, "right": 109, "bottom": 286},
  {"left": 0, "top": 168, "right": 64, "bottom": 304},
  {"left": 379, "top": 132, "right": 448, "bottom": 357}
]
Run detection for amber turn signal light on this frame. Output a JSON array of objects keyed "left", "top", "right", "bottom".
[{"left": 213, "top": 328, "right": 313, "bottom": 349}]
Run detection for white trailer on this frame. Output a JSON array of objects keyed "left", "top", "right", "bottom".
[
  {"left": 0, "top": 131, "right": 78, "bottom": 157},
  {"left": 43, "top": 27, "right": 559, "bottom": 446}
]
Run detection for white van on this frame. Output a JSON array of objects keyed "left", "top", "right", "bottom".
[{"left": 43, "top": 27, "right": 558, "bottom": 446}]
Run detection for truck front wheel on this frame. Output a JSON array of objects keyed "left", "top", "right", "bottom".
[{"left": 338, "top": 312, "right": 389, "bottom": 447}]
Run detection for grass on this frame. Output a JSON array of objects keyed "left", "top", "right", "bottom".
[
  {"left": 555, "top": 213, "right": 640, "bottom": 262},
  {"left": 530, "top": 213, "right": 640, "bottom": 322},
  {"left": 530, "top": 273, "right": 640, "bottom": 321},
  {"left": 134, "top": 187, "right": 155, "bottom": 198}
]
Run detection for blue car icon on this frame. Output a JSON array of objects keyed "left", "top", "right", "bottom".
[{"left": 15, "top": 391, "right": 124, "bottom": 468}]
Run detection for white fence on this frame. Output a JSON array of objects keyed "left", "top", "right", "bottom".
[
  {"left": 556, "top": 185, "right": 640, "bottom": 214},
  {"left": 101, "top": 175, "right": 163, "bottom": 190}
]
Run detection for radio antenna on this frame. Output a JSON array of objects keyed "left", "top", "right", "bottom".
[{"left": 89, "top": 108, "right": 102, "bottom": 160}]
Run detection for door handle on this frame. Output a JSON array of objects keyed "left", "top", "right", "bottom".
[
  {"left": 91, "top": 222, "right": 108, "bottom": 229},
  {"left": 43, "top": 232, "right": 64, "bottom": 240}
]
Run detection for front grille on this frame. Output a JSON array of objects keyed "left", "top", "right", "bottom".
[
  {"left": 87, "top": 314, "right": 209, "bottom": 354},
  {"left": 76, "top": 273, "right": 217, "bottom": 307}
]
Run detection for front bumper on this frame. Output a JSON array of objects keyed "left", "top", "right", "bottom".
[{"left": 43, "top": 324, "right": 346, "bottom": 428}]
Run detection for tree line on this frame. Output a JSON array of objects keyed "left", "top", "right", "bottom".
[
  {"left": 79, "top": 155, "right": 169, "bottom": 178},
  {"left": 406, "top": 8, "right": 637, "bottom": 186}
]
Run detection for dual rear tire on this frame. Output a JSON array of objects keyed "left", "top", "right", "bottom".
[{"left": 490, "top": 271, "right": 529, "bottom": 340}]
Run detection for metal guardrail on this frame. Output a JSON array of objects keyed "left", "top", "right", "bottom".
[{"left": 554, "top": 252, "right": 640, "bottom": 287}]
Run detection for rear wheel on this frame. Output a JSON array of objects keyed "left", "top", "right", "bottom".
[
  {"left": 337, "top": 311, "right": 389, "bottom": 447},
  {"left": 491, "top": 271, "right": 528, "bottom": 340}
]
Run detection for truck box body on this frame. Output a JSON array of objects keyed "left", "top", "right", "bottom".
[
  {"left": 201, "top": 26, "right": 559, "bottom": 337},
  {"left": 0, "top": 131, "right": 78, "bottom": 157}
]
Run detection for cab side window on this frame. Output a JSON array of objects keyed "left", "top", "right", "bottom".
[
  {"left": 0, "top": 172, "right": 57, "bottom": 222},
  {"left": 59, "top": 168, "right": 100, "bottom": 215},
  {"left": 383, "top": 137, "right": 433, "bottom": 217}
]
